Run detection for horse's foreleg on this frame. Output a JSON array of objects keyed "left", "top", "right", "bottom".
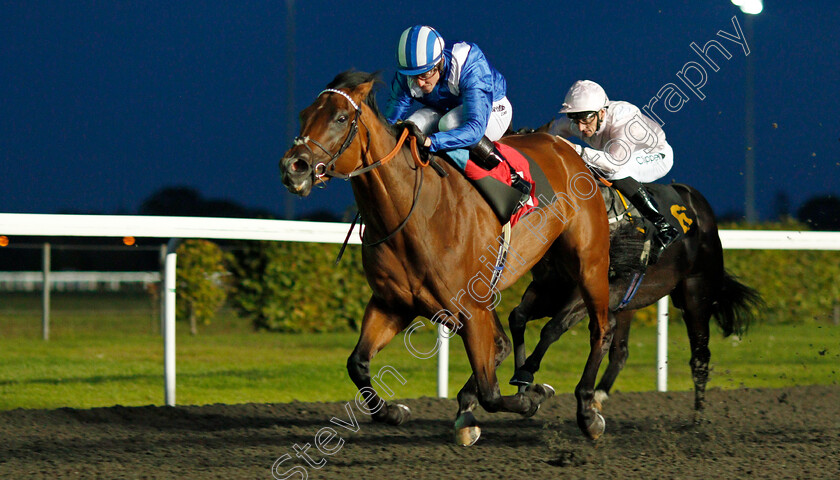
[
  {"left": 594, "top": 310, "right": 634, "bottom": 409},
  {"left": 508, "top": 280, "right": 562, "bottom": 388},
  {"left": 515, "top": 296, "right": 586, "bottom": 386},
  {"left": 508, "top": 256, "right": 574, "bottom": 387},
  {"left": 347, "top": 297, "right": 412, "bottom": 426},
  {"left": 455, "top": 310, "right": 554, "bottom": 446},
  {"left": 508, "top": 306, "right": 531, "bottom": 387}
]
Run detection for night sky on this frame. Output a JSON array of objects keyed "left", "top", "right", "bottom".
[{"left": 2, "top": 1, "right": 838, "bottom": 221}]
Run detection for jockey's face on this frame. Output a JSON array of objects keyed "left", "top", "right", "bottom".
[
  {"left": 570, "top": 109, "right": 605, "bottom": 138},
  {"left": 412, "top": 66, "right": 440, "bottom": 94}
]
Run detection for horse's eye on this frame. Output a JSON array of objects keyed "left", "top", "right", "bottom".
[{"left": 336, "top": 115, "right": 348, "bottom": 124}]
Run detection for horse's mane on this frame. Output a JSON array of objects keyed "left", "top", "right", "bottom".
[{"left": 325, "top": 70, "right": 395, "bottom": 134}]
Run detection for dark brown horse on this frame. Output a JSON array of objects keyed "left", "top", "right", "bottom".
[
  {"left": 508, "top": 183, "right": 764, "bottom": 419},
  {"left": 279, "top": 71, "right": 613, "bottom": 444}
]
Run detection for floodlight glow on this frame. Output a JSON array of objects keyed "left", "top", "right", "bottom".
[{"left": 732, "top": 0, "right": 763, "bottom": 14}]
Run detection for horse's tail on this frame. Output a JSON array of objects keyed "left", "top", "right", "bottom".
[
  {"left": 712, "top": 270, "right": 764, "bottom": 337},
  {"left": 672, "top": 183, "right": 764, "bottom": 337}
]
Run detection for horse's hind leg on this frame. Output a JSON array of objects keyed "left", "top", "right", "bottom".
[
  {"left": 574, "top": 257, "right": 613, "bottom": 440},
  {"left": 672, "top": 277, "right": 713, "bottom": 415},
  {"left": 518, "top": 250, "right": 612, "bottom": 439},
  {"left": 347, "top": 297, "right": 412, "bottom": 426},
  {"left": 594, "top": 310, "right": 634, "bottom": 409}
]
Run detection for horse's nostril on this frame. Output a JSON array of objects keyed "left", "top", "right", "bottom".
[{"left": 290, "top": 159, "right": 309, "bottom": 173}]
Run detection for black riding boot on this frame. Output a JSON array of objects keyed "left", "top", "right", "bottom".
[
  {"left": 469, "top": 137, "right": 531, "bottom": 196},
  {"left": 612, "top": 177, "right": 681, "bottom": 262}
]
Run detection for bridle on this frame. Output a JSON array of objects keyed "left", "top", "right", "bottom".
[
  {"left": 294, "top": 88, "right": 429, "bottom": 181},
  {"left": 292, "top": 88, "right": 373, "bottom": 180},
  {"left": 292, "top": 87, "right": 432, "bottom": 249}
]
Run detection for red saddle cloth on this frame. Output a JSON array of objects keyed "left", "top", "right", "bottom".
[{"left": 462, "top": 142, "right": 538, "bottom": 225}]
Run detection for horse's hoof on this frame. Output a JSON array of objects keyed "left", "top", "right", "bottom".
[
  {"left": 585, "top": 412, "right": 606, "bottom": 440},
  {"left": 593, "top": 390, "right": 609, "bottom": 411},
  {"left": 393, "top": 403, "right": 411, "bottom": 425},
  {"left": 526, "top": 383, "right": 555, "bottom": 400},
  {"left": 456, "top": 426, "right": 481, "bottom": 446},
  {"left": 509, "top": 369, "right": 534, "bottom": 387},
  {"left": 541, "top": 383, "right": 556, "bottom": 399},
  {"left": 521, "top": 384, "right": 555, "bottom": 418},
  {"left": 692, "top": 410, "right": 709, "bottom": 425},
  {"left": 454, "top": 411, "right": 480, "bottom": 446},
  {"left": 375, "top": 403, "right": 411, "bottom": 426},
  {"left": 521, "top": 403, "right": 540, "bottom": 418}
]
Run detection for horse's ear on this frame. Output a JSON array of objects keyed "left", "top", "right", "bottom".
[{"left": 352, "top": 80, "right": 375, "bottom": 103}]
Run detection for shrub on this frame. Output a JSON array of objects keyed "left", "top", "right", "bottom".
[
  {"left": 719, "top": 220, "right": 840, "bottom": 325},
  {"left": 176, "top": 240, "right": 230, "bottom": 335},
  {"left": 226, "top": 219, "right": 839, "bottom": 334},
  {"left": 229, "top": 241, "right": 367, "bottom": 332}
]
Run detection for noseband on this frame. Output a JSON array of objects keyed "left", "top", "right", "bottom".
[{"left": 293, "top": 88, "right": 371, "bottom": 180}]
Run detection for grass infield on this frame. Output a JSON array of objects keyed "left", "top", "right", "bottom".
[{"left": 1, "top": 292, "right": 837, "bottom": 410}]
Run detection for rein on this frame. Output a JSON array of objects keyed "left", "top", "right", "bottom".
[
  {"left": 334, "top": 163, "right": 424, "bottom": 267},
  {"left": 362, "top": 165, "right": 424, "bottom": 247}
]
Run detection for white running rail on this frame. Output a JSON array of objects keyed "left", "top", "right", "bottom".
[{"left": 2, "top": 213, "right": 838, "bottom": 403}]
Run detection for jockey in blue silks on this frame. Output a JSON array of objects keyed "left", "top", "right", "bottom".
[{"left": 384, "top": 25, "right": 530, "bottom": 196}]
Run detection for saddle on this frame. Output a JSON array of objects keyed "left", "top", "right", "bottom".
[
  {"left": 600, "top": 182, "right": 695, "bottom": 242},
  {"left": 443, "top": 143, "right": 537, "bottom": 226},
  {"left": 601, "top": 180, "right": 697, "bottom": 308}
]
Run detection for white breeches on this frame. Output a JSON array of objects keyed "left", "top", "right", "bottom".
[{"left": 406, "top": 96, "right": 513, "bottom": 142}]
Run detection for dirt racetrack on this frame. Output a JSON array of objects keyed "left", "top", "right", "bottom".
[{"left": 1, "top": 384, "right": 838, "bottom": 479}]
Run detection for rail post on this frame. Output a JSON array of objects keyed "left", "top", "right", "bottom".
[
  {"left": 163, "top": 238, "right": 179, "bottom": 406},
  {"left": 437, "top": 324, "right": 450, "bottom": 398},
  {"left": 657, "top": 296, "right": 669, "bottom": 392},
  {"left": 42, "top": 242, "right": 51, "bottom": 341}
]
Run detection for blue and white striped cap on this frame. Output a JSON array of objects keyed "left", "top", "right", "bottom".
[{"left": 396, "top": 25, "right": 445, "bottom": 75}]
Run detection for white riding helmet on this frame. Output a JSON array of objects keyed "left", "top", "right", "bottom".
[{"left": 559, "top": 80, "right": 609, "bottom": 114}]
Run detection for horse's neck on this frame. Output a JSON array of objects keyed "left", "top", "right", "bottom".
[
  {"left": 350, "top": 125, "right": 424, "bottom": 234},
  {"left": 350, "top": 117, "right": 485, "bottom": 250}
]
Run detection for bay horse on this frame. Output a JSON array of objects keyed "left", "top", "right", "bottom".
[
  {"left": 508, "top": 183, "right": 764, "bottom": 418},
  {"left": 279, "top": 71, "right": 613, "bottom": 444}
]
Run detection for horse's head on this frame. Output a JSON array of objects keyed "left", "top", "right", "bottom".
[{"left": 279, "top": 71, "right": 379, "bottom": 196}]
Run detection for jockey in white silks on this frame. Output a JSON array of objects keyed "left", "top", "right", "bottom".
[{"left": 546, "top": 80, "right": 681, "bottom": 261}]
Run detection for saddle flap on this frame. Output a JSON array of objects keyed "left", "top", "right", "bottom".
[
  {"left": 601, "top": 183, "right": 696, "bottom": 236},
  {"left": 472, "top": 176, "right": 527, "bottom": 223},
  {"left": 448, "top": 142, "right": 537, "bottom": 226},
  {"left": 645, "top": 183, "right": 696, "bottom": 235}
]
